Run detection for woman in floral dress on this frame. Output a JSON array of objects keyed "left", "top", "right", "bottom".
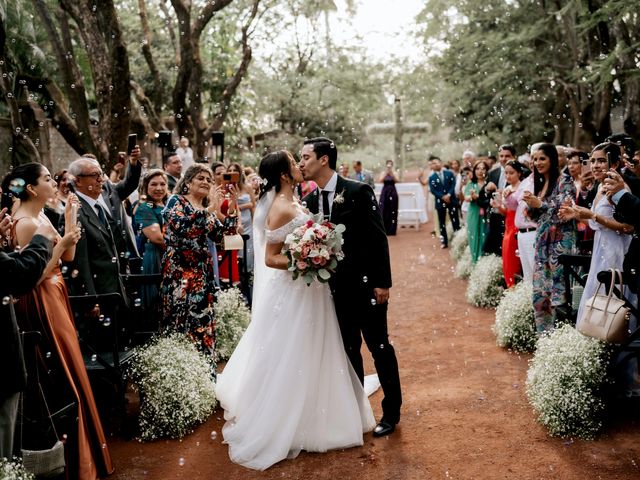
[
  {"left": 522, "top": 143, "right": 576, "bottom": 333},
  {"left": 160, "top": 164, "right": 222, "bottom": 368}
]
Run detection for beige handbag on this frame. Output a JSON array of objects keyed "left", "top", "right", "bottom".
[
  {"left": 223, "top": 234, "right": 244, "bottom": 251},
  {"left": 577, "top": 269, "right": 631, "bottom": 343}
]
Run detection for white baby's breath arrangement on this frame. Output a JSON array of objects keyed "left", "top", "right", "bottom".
[
  {"left": 128, "top": 333, "right": 217, "bottom": 441},
  {"left": 0, "top": 458, "right": 34, "bottom": 480},
  {"left": 526, "top": 325, "right": 610, "bottom": 439},
  {"left": 493, "top": 282, "right": 537, "bottom": 352},
  {"left": 214, "top": 288, "right": 251, "bottom": 362},
  {"left": 450, "top": 226, "right": 468, "bottom": 262},
  {"left": 465, "top": 254, "right": 504, "bottom": 308},
  {"left": 454, "top": 246, "right": 473, "bottom": 279}
]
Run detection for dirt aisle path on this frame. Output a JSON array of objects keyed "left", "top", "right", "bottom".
[{"left": 110, "top": 221, "right": 640, "bottom": 479}]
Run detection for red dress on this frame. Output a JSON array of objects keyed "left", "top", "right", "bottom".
[
  {"left": 502, "top": 208, "right": 522, "bottom": 287},
  {"left": 218, "top": 199, "right": 240, "bottom": 283}
]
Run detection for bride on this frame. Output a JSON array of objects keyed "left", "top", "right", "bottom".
[{"left": 215, "top": 150, "right": 375, "bottom": 470}]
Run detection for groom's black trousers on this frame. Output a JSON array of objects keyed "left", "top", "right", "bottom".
[{"left": 333, "top": 291, "right": 402, "bottom": 424}]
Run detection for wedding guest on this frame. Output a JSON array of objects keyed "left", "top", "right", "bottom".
[
  {"left": 246, "top": 172, "right": 261, "bottom": 197},
  {"left": 484, "top": 144, "right": 516, "bottom": 256},
  {"left": 513, "top": 165, "right": 537, "bottom": 283},
  {"left": 65, "top": 149, "right": 141, "bottom": 297},
  {"left": 522, "top": 143, "right": 576, "bottom": 333},
  {"left": 0, "top": 206, "right": 54, "bottom": 460},
  {"left": 559, "top": 142, "right": 635, "bottom": 320},
  {"left": 217, "top": 165, "right": 242, "bottom": 284},
  {"left": 463, "top": 160, "right": 490, "bottom": 263},
  {"left": 163, "top": 152, "right": 183, "bottom": 193},
  {"left": 567, "top": 149, "right": 595, "bottom": 254},
  {"left": 133, "top": 169, "right": 168, "bottom": 310},
  {"left": 499, "top": 161, "right": 525, "bottom": 287},
  {"left": 378, "top": 160, "right": 399, "bottom": 235},
  {"left": 349, "top": 160, "right": 375, "bottom": 187},
  {"left": 227, "top": 162, "right": 255, "bottom": 272},
  {"left": 176, "top": 137, "right": 195, "bottom": 170},
  {"left": 429, "top": 157, "right": 460, "bottom": 248},
  {"left": 160, "top": 164, "right": 223, "bottom": 371},
  {"left": 1, "top": 163, "right": 113, "bottom": 479}
]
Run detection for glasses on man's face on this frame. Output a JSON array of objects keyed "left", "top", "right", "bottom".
[{"left": 78, "top": 171, "right": 103, "bottom": 181}]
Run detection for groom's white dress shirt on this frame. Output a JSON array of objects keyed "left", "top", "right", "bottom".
[{"left": 320, "top": 172, "right": 338, "bottom": 218}]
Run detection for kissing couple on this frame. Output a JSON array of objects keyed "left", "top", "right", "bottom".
[{"left": 215, "top": 137, "right": 402, "bottom": 470}]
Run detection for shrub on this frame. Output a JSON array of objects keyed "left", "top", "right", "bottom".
[
  {"left": 450, "top": 225, "right": 468, "bottom": 262},
  {"left": 454, "top": 246, "right": 473, "bottom": 279},
  {"left": 493, "top": 282, "right": 537, "bottom": 352},
  {"left": 129, "top": 333, "right": 217, "bottom": 440},
  {"left": 526, "top": 325, "right": 610, "bottom": 439},
  {"left": 465, "top": 254, "right": 504, "bottom": 308},
  {"left": 0, "top": 458, "right": 34, "bottom": 480},
  {"left": 214, "top": 288, "right": 251, "bottom": 362}
]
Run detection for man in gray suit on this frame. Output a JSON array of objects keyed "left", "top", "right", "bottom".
[
  {"left": 65, "top": 148, "right": 141, "bottom": 297},
  {"left": 349, "top": 160, "right": 375, "bottom": 188}
]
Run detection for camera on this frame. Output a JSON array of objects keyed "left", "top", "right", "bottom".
[{"left": 222, "top": 172, "right": 240, "bottom": 184}]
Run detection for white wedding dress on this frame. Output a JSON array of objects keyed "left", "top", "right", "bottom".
[{"left": 215, "top": 191, "right": 375, "bottom": 471}]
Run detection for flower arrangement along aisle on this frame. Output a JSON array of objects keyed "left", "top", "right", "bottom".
[
  {"left": 465, "top": 254, "right": 504, "bottom": 308},
  {"left": 526, "top": 325, "right": 610, "bottom": 439},
  {"left": 128, "top": 333, "right": 217, "bottom": 440},
  {"left": 450, "top": 225, "right": 468, "bottom": 262},
  {"left": 0, "top": 458, "right": 34, "bottom": 480},
  {"left": 214, "top": 287, "right": 251, "bottom": 363},
  {"left": 493, "top": 282, "right": 537, "bottom": 352},
  {"left": 283, "top": 214, "right": 345, "bottom": 285},
  {"left": 454, "top": 245, "right": 472, "bottom": 280}
]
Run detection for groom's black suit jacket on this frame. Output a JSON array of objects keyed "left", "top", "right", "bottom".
[{"left": 303, "top": 176, "right": 392, "bottom": 294}]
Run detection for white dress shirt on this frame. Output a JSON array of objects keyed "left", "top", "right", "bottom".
[
  {"left": 320, "top": 172, "right": 338, "bottom": 218},
  {"left": 76, "top": 190, "right": 112, "bottom": 218}
]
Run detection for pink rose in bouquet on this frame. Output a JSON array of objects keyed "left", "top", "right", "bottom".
[{"left": 282, "top": 214, "right": 345, "bottom": 285}]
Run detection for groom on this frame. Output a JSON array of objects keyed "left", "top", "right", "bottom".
[{"left": 300, "top": 137, "right": 402, "bottom": 437}]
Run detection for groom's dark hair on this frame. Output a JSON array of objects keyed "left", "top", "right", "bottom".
[{"left": 304, "top": 137, "right": 337, "bottom": 170}]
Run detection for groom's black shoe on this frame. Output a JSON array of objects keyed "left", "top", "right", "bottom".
[{"left": 372, "top": 419, "right": 396, "bottom": 437}]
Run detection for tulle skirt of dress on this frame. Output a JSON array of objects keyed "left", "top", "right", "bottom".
[{"left": 215, "top": 270, "right": 375, "bottom": 470}]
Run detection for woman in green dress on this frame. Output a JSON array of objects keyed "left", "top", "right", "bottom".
[{"left": 463, "top": 160, "right": 490, "bottom": 263}]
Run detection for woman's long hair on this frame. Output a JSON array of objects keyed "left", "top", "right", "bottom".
[
  {"left": 257, "top": 150, "right": 294, "bottom": 199},
  {"left": 533, "top": 143, "right": 559, "bottom": 198},
  {"left": 1, "top": 162, "right": 45, "bottom": 211},
  {"left": 470, "top": 160, "right": 489, "bottom": 184},
  {"left": 227, "top": 162, "right": 247, "bottom": 190}
]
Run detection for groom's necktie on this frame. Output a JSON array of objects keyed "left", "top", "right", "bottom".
[{"left": 321, "top": 190, "right": 331, "bottom": 220}]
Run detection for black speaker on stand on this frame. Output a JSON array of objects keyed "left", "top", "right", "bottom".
[
  {"left": 158, "top": 130, "right": 173, "bottom": 163},
  {"left": 211, "top": 131, "right": 224, "bottom": 165}
]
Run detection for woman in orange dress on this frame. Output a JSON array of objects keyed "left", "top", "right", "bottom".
[
  {"left": 498, "top": 160, "right": 525, "bottom": 287},
  {"left": 1, "top": 163, "right": 113, "bottom": 480}
]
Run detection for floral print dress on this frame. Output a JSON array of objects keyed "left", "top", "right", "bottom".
[
  {"left": 527, "top": 174, "right": 577, "bottom": 333},
  {"left": 160, "top": 194, "right": 222, "bottom": 365}
]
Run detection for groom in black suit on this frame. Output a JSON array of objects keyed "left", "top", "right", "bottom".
[{"left": 300, "top": 137, "right": 402, "bottom": 437}]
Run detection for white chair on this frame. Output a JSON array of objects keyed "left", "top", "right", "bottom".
[{"left": 397, "top": 191, "right": 422, "bottom": 230}]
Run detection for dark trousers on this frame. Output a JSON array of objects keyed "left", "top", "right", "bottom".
[
  {"left": 483, "top": 212, "right": 504, "bottom": 256},
  {"left": 333, "top": 291, "right": 402, "bottom": 424},
  {"left": 436, "top": 204, "right": 460, "bottom": 246}
]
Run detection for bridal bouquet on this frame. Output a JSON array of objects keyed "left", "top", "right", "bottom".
[{"left": 283, "top": 215, "right": 345, "bottom": 285}]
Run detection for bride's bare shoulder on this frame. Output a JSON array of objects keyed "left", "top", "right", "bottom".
[{"left": 266, "top": 197, "right": 297, "bottom": 231}]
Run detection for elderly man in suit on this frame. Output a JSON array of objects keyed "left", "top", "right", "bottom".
[
  {"left": 349, "top": 160, "right": 375, "bottom": 187},
  {"left": 429, "top": 157, "right": 460, "bottom": 248},
  {"left": 65, "top": 148, "right": 141, "bottom": 297},
  {"left": 0, "top": 209, "right": 54, "bottom": 458}
]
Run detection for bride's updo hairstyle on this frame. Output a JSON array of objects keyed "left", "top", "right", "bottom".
[{"left": 258, "top": 150, "right": 295, "bottom": 199}]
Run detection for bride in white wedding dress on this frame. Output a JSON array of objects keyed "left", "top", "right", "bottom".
[{"left": 215, "top": 150, "right": 375, "bottom": 470}]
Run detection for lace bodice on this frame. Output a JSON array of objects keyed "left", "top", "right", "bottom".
[{"left": 265, "top": 213, "right": 309, "bottom": 244}]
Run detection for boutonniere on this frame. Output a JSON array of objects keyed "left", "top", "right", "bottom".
[{"left": 333, "top": 190, "right": 345, "bottom": 204}]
